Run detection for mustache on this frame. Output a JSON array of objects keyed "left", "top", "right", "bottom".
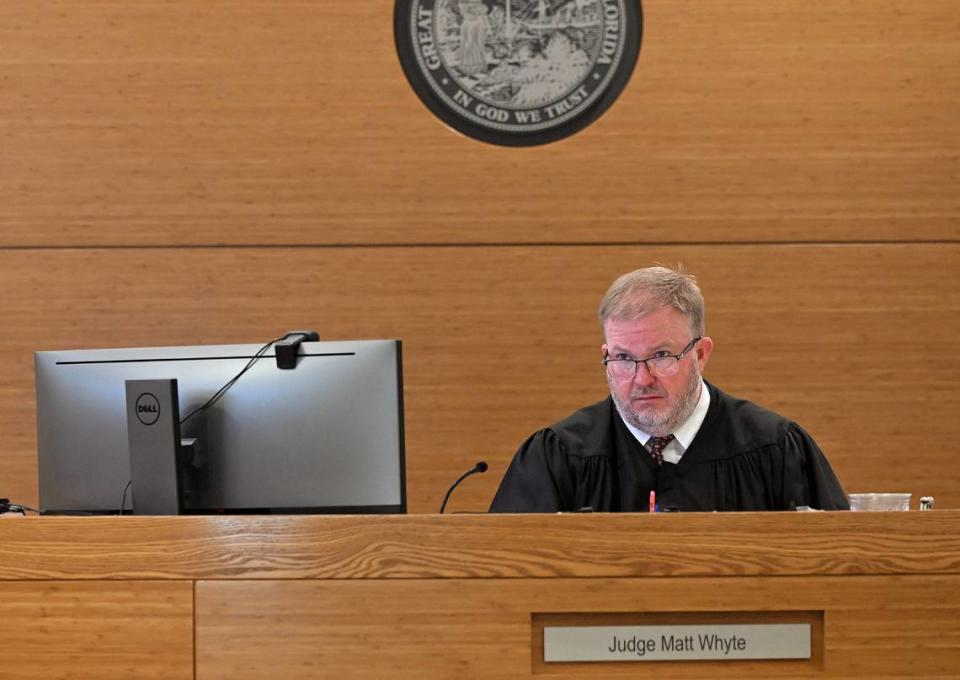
[{"left": 630, "top": 388, "right": 666, "bottom": 399}]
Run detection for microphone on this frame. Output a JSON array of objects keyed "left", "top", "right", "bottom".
[{"left": 439, "top": 461, "right": 488, "bottom": 514}]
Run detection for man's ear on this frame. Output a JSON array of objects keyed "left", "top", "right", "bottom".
[{"left": 696, "top": 336, "right": 714, "bottom": 371}]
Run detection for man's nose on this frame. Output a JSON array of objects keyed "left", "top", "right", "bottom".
[{"left": 632, "top": 361, "right": 656, "bottom": 386}]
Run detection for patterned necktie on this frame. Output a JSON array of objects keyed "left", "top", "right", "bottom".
[{"left": 648, "top": 435, "right": 675, "bottom": 465}]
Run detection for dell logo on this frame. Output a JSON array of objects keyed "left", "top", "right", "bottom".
[{"left": 135, "top": 393, "right": 161, "bottom": 426}]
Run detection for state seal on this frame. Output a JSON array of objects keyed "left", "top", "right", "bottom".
[{"left": 395, "top": 0, "right": 642, "bottom": 146}]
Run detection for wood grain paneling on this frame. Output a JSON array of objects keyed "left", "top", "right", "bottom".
[
  {"left": 1, "top": 0, "right": 957, "bottom": 246},
  {"left": 2, "top": 513, "right": 958, "bottom": 581},
  {"left": 195, "top": 575, "right": 960, "bottom": 679},
  {"left": 1, "top": 244, "right": 957, "bottom": 512},
  {"left": 0, "top": 580, "right": 193, "bottom": 680}
]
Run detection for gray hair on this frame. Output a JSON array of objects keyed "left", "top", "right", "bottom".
[{"left": 598, "top": 266, "right": 706, "bottom": 336}]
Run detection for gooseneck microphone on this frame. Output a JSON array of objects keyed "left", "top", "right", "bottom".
[{"left": 439, "top": 461, "right": 488, "bottom": 514}]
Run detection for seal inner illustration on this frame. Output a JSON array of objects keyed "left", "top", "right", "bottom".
[{"left": 409, "top": 0, "right": 631, "bottom": 134}]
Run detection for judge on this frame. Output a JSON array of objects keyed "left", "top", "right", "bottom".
[{"left": 490, "top": 266, "right": 849, "bottom": 513}]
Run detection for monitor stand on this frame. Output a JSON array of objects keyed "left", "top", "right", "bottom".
[{"left": 125, "top": 379, "right": 184, "bottom": 515}]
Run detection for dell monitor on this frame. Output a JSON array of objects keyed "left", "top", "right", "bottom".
[{"left": 35, "top": 339, "right": 406, "bottom": 514}]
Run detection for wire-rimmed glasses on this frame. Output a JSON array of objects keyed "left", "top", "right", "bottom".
[{"left": 602, "top": 336, "right": 702, "bottom": 379}]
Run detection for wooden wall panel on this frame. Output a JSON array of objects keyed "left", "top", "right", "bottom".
[
  {"left": 1, "top": 0, "right": 957, "bottom": 246},
  {"left": 0, "top": 580, "right": 194, "bottom": 679},
  {"left": 1, "top": 0, "right": 957, "bottom": 517},
  {"left": 195, "top": 575, "right": 960, "bottom": 679},
  {"left": 1, "top": 244, "right": 957, "bottom": 513}
]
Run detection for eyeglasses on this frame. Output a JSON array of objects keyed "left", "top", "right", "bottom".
[{"left": 602, "top": 337, "right": 702, "bottom": 379}]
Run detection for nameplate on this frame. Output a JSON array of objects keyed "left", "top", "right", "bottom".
[{"left": 543, "top": 623, "right": 810, "bottom": 662}]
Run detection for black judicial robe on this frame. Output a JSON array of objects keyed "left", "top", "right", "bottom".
[{"left": 489, "top": 381, "right": 849, "bottom": 512}]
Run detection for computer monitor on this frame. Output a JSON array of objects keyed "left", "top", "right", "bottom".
[{"left": 35, "top": 339, "right": 406, "bottom": 514}]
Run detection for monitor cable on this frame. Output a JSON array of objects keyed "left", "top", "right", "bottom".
[
  {"left": 119, "top": 480, "right": 133, "bottom": 515},
  {"left": 178, "top": 334, "right": 285, "bottom": 425},
  {"left": 178, "top": 331, "right": 318, "bottom": 426},
  {"left": 0, "top": 498, "right": 38, "bottom": 515}
]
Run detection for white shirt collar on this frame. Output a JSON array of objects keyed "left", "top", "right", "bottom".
[{"left": 619, "top": 379, "right": 711, "bottom": 464}]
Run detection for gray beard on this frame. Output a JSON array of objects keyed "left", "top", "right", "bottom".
[{"left": 610, "top": 366, "right": 702, "bottom": 437}]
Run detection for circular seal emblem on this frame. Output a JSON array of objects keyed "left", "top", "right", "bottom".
[
  {"left": 135, "top": 392, "right": 161, "bottom": 426},
  {"left": 395, "top": 0, "right": 642, "bottom": 146}
]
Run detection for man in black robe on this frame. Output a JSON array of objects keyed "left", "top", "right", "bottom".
[{"left": 490, "top": 267, "right": 848, "bottom": 513}]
